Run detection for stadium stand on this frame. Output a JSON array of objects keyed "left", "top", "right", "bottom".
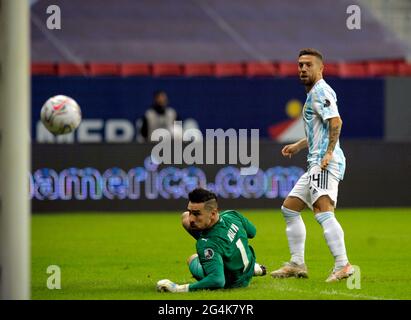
[
  {"left": 277, "top": 62, "right": 297, "bottom": 77},
  {"left": 183, "top": 63, "right": 215, "bottom": 77},
  {"left": 31, "top": 0, "right": 409, "bottom": 63},
  {"left": 31, "top": 63, "right": 57, "bottom": 75},
  {"left": 31, "top": 61, "right": 411, "bottom": 77},
  {"left": 338, "top": 62, "right": 368, "bottom": 78},
  {"left": 30, "top": 0, "right": 411, "bottom": 78},
  {"left": 323, "top": 63, "right": 340, "bottom": 77},
  {"left": 366, "top": 60, "right": 401, "bottom": 77},
  {"left": 214, "top": 63, "right": 245, "bottom": 77},
  {"left": 359, "top": 0, "right": 411, "bottom": 55},
  {"left": 152, "top": 63, "right": 183, "bottom": 77},
  {"left": 88, "top": 63, "right": 120, "bottom": 76},
  {"left": 120, "top": 63, "right": 152, "bottom": 77},
  {"left": 398, "top": 62, "right": 411, "bottom": 76},
  {"left": 245, "top": 62, "right": 277, "bottom": 77},
  {"left": 57, "top": 63, "right": 88, "bottom": 76}
]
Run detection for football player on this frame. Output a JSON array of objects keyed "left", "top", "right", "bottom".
[{"left": 157, "top": 188, "right": 266, "bottom": 292}]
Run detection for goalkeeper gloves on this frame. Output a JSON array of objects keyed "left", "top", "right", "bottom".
[{"left": 156, "top": 279, "right": 189, "bottom": 293}]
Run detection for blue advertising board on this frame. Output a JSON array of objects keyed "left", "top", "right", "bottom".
[{"left": 32, "top": 77, "right": 384, "bottom": 142}]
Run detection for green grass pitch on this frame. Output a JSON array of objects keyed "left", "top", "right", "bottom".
[{"left": 32, "top": 208, "right": 411, "bottom": 300}]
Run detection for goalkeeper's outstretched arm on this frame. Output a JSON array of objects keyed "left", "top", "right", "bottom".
[
  {"left": 157, "top": 252, "right": 225, "bottom": 293},
  {"left": 188, "top": 253, "right": 225, "bottom": 291}
]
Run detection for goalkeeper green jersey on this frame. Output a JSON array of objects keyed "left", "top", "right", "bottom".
[{"left": 189, "top": 210, "right": 257, "bottom": 291}]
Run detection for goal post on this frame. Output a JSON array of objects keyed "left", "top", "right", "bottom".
[{"left": 0, "top": 0, "right": 31, "bottom": 300}]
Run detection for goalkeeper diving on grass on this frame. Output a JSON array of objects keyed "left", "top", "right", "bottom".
[{"left": 157, "top": 188, "right": 266, "bottom": 293}]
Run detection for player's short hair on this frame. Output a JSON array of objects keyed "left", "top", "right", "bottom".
[
  {"left": 298, "top": 48, "right": 323, "bottom": 61},
  {"left": 188, "top": 188, "right": 218, "bottom": 211}
]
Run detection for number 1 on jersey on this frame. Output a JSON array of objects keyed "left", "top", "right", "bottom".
[{"left": 236, "top": 239, "right": 250, "bottom": 272}]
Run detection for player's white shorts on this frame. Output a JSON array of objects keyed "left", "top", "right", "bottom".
[{"left": 288, "top": 165, "right": 339, "bottom": 210}]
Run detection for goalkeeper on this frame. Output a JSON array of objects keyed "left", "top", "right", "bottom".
[{"left": 157, "top": 188, "right": 266, "bottom": 293}]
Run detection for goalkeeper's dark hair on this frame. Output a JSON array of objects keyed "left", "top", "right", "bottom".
[
  {"left": 298, "top": 48, "right": 323, "bottom": 61},
  {"left": 188, "top": 188, "right": 218, "bottom": 211}
]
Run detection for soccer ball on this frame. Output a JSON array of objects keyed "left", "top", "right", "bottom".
[{"left": 40, "top": 95, "right": 82, "bottom": 135}]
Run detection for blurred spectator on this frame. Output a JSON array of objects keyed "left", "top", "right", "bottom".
[{"left": 139, "top": 90, "right": 179, "bottom": 142}]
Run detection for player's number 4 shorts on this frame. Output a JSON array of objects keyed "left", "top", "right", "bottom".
[{"left": 289, "top": 165, "right": 340, "bottom": 209}]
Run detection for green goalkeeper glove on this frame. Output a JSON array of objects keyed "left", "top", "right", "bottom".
[{"left": 156, "top": 279, "right": 189, "bottom": 293}]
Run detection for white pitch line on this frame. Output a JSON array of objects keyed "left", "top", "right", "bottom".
[{"left": 272, "top": 285, "right": 390, "bottom": 300}]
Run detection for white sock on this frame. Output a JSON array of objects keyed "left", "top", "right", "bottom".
[
  {"left": 281, "top": 206, "right": 306, "bottom": 265},
  {"left": 315, "top": 211, "right": 348, "bottom": 269}
]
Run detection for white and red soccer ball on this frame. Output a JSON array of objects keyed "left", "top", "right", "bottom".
[{"left": 40, "top": 95, "right": 82, "bottom": 135}]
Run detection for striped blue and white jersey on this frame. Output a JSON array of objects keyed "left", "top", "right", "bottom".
[{"left": 302, "top": 79, "right": 346, "bottom": 180}]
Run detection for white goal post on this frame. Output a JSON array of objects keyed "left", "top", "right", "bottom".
[{"left": 0, "top": 0, "right": 30, "bottom": 300}]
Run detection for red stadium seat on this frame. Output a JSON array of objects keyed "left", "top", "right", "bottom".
[
  {"left": 152, "top": 63, "right": 182, "bottom": 76},
  {"left": 398, "top": 62, "right": 411, "bottom": 76},
  {"left": 277, "top": 62, "right": 297, "bottom": 77},
  {"left": 367, "top": 60, "right": 399, "bottom": 76},
  {"left": 57, "top": 63, "right": 88, "bottom": 76},
  {"left": 245, "top": 62, "right": 276, "bottom": 77},
  {"left": 338, "top": 62, "right": 368, "bottom": 77},
  {"left": 88, "top": 63, "right": 121, "bottom": 76},
  {"left": 31, "top": 63, "right": 57, "bottom": 75},
  {"left": 183, "top": 63, "right": 214, "bottom": 76},
  {"left": 120, "top": 63, "right": 151, "bottom": 76},
  {"left": 214, "top": 63, "right": 245, "bottom": 77},
  {"left": 323, "top": 63, "right": 339, "bottom": 77}
]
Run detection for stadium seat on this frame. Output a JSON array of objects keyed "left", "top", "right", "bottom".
[
  {"left": 367, "top": 60, "right": 399, "bottom": 76},
  {"left": 152, "top": 63, "right": 182, "bottom": 76},
  {"left": 214, "top": 63, "right": 245, "bottom": 77},
  {"left": 245, "top": 62, "right": 276, "bottom": 77},
  {"left": 31, "top": 63, "right": 57, "bottom": 75},
  {"left": 183, "top": 63, "right": 214, "bottom": 77},
  {"left": 323, "top": 63, "right": 339, "bottom": 77},
  {"left": 398, "top": 62, "right": 411, "bottom": 76},
  {"left": 57, "top": 63, "right": 88, "bottom": 76},
  {"left": 338, "top": 62, "right": 368, "bottom": 77},
  {"left": 277, "top": 62, "right": 297, "bottom": 77},
  {"left": 120, "top": 63, "right": 151, "bottom": 76},
  {"left": 88, "top": 63, "right": 121, "bottom": 76}
]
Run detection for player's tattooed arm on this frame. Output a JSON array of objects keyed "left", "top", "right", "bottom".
[
  {"left": 321, "top": 117, "right": 342, "bottom": 170},
  {"left": 326, "top": 117, "right": 342, "bottom": 153}
]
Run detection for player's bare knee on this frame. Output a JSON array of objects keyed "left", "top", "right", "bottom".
[
  {"left": 187, "top": 253, "right": 198, "bottom": 265},
  {"left": 313, "top": 195, "right": 334, "bottom": 213},
  {"left": 282, "top": 197, "right": 292, "bottom": 209},
  {"left": 283, "top": 196, "right": 305, "bottom": 212}
]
